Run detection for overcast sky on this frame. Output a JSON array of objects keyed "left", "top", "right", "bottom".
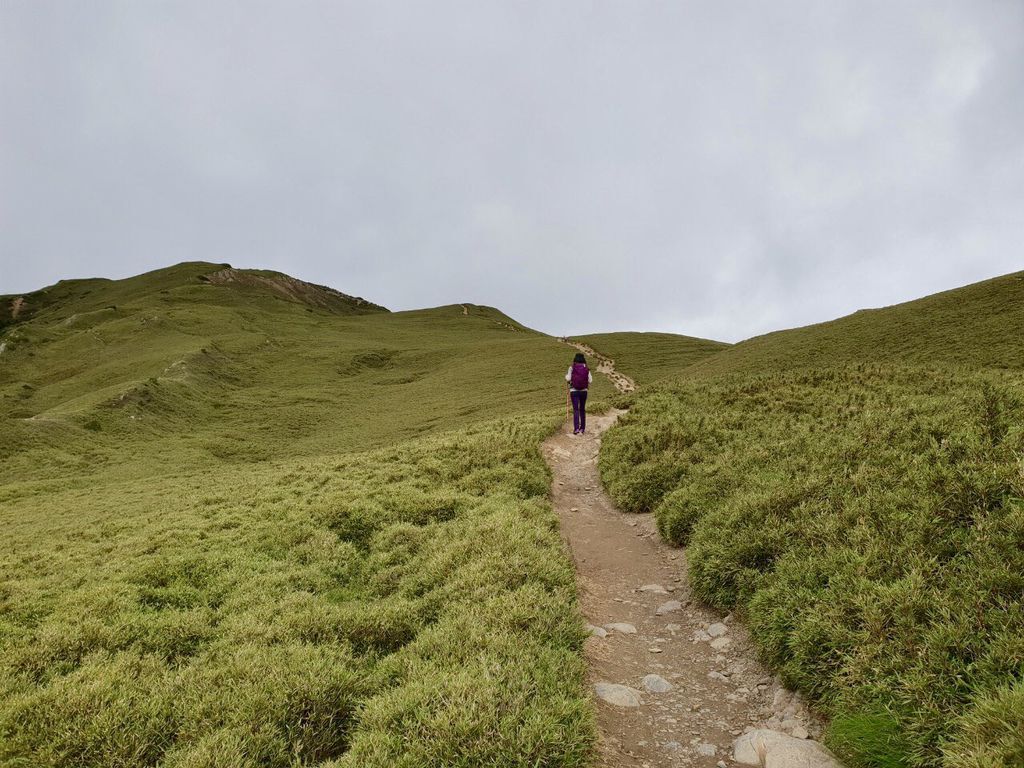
[{"left": 2, "top": 2, "right": 1022, "bottom": 342}]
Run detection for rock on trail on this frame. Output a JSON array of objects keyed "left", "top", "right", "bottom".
[
  {"left": 595, "top": 683, "right": 643, "bottom": 708},
  {"left": 733, "top": 729, "right": 843, "bottom": 768}
]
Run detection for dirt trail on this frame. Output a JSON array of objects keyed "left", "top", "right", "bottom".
[
  {"left": 544, "top": 350, "right": 830, "bottom": 767},
  {"left": 561, "top": 339, "right": 636, "bottom": 393}
]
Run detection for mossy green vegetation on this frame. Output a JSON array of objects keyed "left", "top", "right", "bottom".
[
  {"left": 1, "top": 263, "right": 598, "bottom": 766},
  {"left": 572, "top": 331, "right": 729, "bottom": 385}
]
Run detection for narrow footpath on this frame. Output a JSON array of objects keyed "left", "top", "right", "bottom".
[{"left": 543, "top": 355, "right": 841, "bottom": 768}]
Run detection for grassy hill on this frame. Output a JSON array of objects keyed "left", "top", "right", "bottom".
[
  {"left": 0, "top": 263, "right": 603, "bottom": 767},
  {"left": 571, "top": 331, "right": 730, "bottom": 385},
  {"left": 684, "top": 270, "right": 1024, "bottom": 377},
  {"left": 1, "top": 262, "right": 613, "bottom": 482},
  {"left": 597, "top": 272, "right": 1024, "bottom": 768}
]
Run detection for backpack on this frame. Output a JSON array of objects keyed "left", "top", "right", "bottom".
[{"left": 570, "top": 362, "right": 589, "bottom": 390}]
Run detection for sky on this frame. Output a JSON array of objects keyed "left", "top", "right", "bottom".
[{"left": 2, "top": 2, "right": 1022, "bottom": 342}]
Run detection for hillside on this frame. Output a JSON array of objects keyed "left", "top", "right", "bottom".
[
  {"left": 684, "top": 270, "right": 1024, "bottom": 377},
  {"left": 596, "top": 271, "right": 1024, "bottom": 767},
  {"left": 572, "top": 331, "right": 730, "bottom": 385},
  {"left": 1, "top": 262, "right": 612, "bottom": 483},
  {"left": 0, "top": 263, "right": 603, "bottom": 767},
  {"left": 1, "top": 262, "right": 387, "bottom": 332}
]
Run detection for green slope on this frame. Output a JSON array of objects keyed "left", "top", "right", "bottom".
[
  {"left": 1, "top": 262, "right": 613, "bottom": 483},
  {"left": 0, "top": 263, "right": 600, "bottom": 767},
  {"left": 686, "top": 270, "right": 1024, "bottom": 377},
  {"left": 572, "top": 331, "right": 730, "bottom": 384},
  {"left": 597, "top": 272, "right": 1024, "bottom": 767},
  {"left": 1, "top": 261, "right": 386, "bottom": 331}
]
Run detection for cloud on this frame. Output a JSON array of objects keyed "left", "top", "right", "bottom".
[{"left": 2, "top": 1, "right": 1022, "bottom": 342}]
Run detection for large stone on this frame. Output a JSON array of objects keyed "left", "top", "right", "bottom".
[
  {"left": 707, "top": 622, "right": 728, "bottom": 637},
  {"left": 639, "top": 584, "right": 670, "bottom": 594},
  {"left": 642, "top": 674, "right": 673, "bottom": 693},
  {"left": 656, "top": 599, "right": 683, "bottom": 615},
  {"left": 594, "top": 682, "right": 642, "bottom": 707},
  {"left": 585, "top": 624, "right": 608, "bottom": 638},
  {"left": 604, "top": 622, "right": 637, "bottom": 634},
  {"left": 732, "top": 729, "right": 843, "bottom": 768}
]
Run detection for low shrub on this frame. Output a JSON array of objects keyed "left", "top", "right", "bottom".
[
  {"left": 599, "top": 365, "right": 1024, "bottom": 767},
  {"left": 0, "top": 412, "right": 593, "bottom": 766}
]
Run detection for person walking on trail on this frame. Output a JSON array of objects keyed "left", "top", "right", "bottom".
[{"left": 566, "top": 352, "right": 592, "bottom": 435}]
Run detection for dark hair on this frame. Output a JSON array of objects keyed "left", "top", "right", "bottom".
[{"left": 573, "top": 352, "right": 586, "bottom": 364}]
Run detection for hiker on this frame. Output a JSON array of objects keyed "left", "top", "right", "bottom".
[{"left": 566, "top": 352, "right": 592, "bottom": 434}]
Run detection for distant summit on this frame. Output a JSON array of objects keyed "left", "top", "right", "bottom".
[
  {"left": 2, "top": 261, "right": 386, "bottom": 330},
  {"left": 199, "top": 266, "right": 387, "bottom": 315}
]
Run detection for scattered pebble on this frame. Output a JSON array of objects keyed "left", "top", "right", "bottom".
[
  {"left": 594, "top": 682, "right": 642, "bottom": 708},
  {"left": 655, "top": 599, "right": 683, "bottom": 615},
  {"left": 639, "top": 584, "right": 669, "bottom": 594},
  {"left": 642, "top": 674, "right": 673, "bottom": 693},
  {"left": 707, "top": 622, "right": 728, "bottom": 638},
  {"left": 695, "top": 742, "right": 717, "bottom": 757},
  {"left": 604, "top": 622, "right": 637, "bottom": 634}
]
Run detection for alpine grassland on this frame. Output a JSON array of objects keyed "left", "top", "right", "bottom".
[
  {"left": 684, "top": 271, "right": 1024, "bottom": 379},
  {"left": 0, "top": 262, "right": 625, "bottom": 766},
  {"left": 572, "top": 332, "right": 730, "bottom": 386},
  {"left": 596, "top": 271, "right": 1024, "bottom": 768}
]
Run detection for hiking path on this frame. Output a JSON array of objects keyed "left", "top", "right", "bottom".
[{"left": 543, "top": 348, "right": 841, "bottom": 768}]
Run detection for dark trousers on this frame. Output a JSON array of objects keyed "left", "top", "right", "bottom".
[{"left": 571, "top": 390, "right": 588, "bottom": 432}]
